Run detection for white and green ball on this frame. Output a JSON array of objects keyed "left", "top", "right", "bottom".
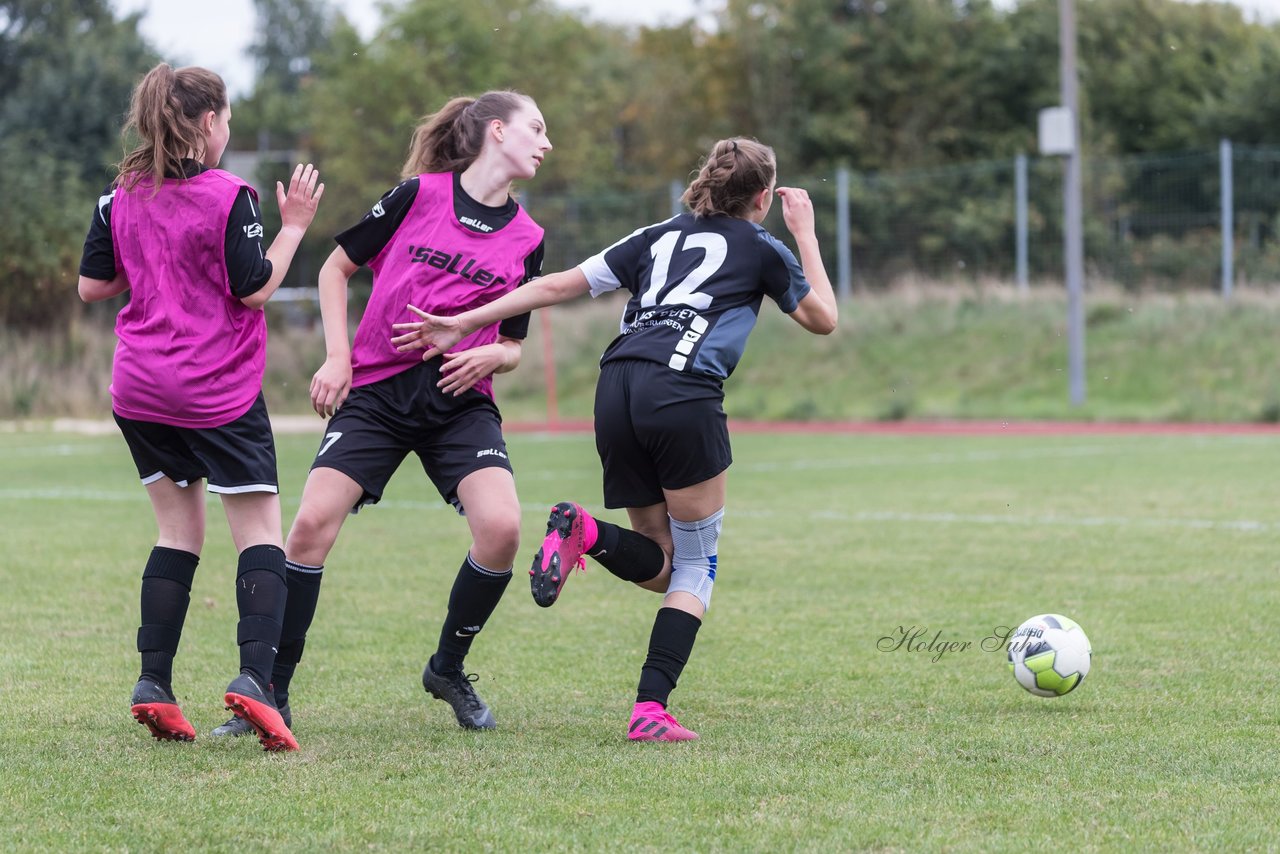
[{"left": 1006, "top": 614, "right": 1091, "bottom": 697}]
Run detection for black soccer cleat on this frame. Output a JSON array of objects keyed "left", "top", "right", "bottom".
[{"left": 422, "top": 660, "right": 496, "bottom": 730}]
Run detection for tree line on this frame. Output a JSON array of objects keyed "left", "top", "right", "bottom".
[{"left": 5, "top": 0, "right": 1279, "bottom": 327}]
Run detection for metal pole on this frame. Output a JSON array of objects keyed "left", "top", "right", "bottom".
[
  {"left": 1015, "top": 153, "right": 1029, "bottom": 292},
  {"left": 1061, "top": 0, "right": 1086, "bottom": 406},
  {"left": 670, "top": 180, "right": 683, "bottom": 218},
  {"left": 836, "top": 165, "right": 852, "bottom": 299},
  {"left": 1221, "top": 138, "right": 1234, "bottom": 299},
  {"left": 540, "top": 308, "right": 559, "bottom": 427}
]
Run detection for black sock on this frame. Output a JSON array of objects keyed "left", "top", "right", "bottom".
[
  {"left": 432, "top": 554, "right": 512, "bottom": 674},
  {"left": 234, "top": 544, "right": 287, "bottom": 689},
  {"left": 586, "top": 520, "right": 665, "bottom": 584},
  {"left": 137, "top": 547, "right": 200, "bottom": 691},
  {"left": 273, "top": 560, "right": 323, "bottom": 706},
  {"left": 635, "top": 607, "right": 702, "bottom": 707}
]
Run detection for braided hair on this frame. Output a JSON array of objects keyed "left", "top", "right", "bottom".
[{"left": 681, "top": 137, "right": 777, "bottom": 218}]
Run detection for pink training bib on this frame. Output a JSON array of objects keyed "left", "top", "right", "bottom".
[
  {"left": 351, "top": 172, "right": 544, "bottom": 399},
  {"left": 109, "top": 170, "right": 265, "bottom": 428}
]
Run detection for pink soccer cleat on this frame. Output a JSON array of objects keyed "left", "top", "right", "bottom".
[
  {"left": 130, "top": 677, "right": 196, "bottom": 742},
  {"left": 530, "top": 502, "right": 590, "bottom": 608},
  {"left": 627, "top": 701, "right": 699, "bottom": 742},
  {"left": 224, "top": 672, "right": 299, "bottom": 752}
]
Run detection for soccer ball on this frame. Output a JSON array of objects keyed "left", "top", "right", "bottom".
[{"left": 1006, "top": 614, "right": 1091, "bottom": 697}]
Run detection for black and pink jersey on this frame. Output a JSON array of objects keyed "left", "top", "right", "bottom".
[
  {"left": 80, "top": 159, "right": 272, "bottom": 298},
  {"left": 107, "top": 170, "right": 267, "bottom": 428},
  {"left": 578, "top": 213, "right": 811, "bottom": 380},
  {"left": 346, "top": 172, "right": 545, "bottom": 397}
]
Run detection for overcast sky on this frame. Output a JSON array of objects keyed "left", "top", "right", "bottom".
[{"left": 112, "top": 0, "right": 1280, "bottom": 97}]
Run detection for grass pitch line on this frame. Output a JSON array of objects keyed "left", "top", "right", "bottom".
[
  {"left": 739, "top": 444, "right": 1117, "bottom": 471},
  {"left": 738, "top": 436, "right": 1275, "bottom": 473},
  {"left": 789, "top": 508, "right": 1272, "bottom": 533},
  {"left": 0, "top": 487, "right": 144, "bottom": 502}
]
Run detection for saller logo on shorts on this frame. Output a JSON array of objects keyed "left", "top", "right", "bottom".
[
  {"left": 407, "top": 244, "right": 507, "bottom": 287},
  {"left": 476, "top": 448, "right": 508, "bottom": 459}
]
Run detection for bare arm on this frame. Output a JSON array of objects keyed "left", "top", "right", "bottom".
[
  {"left": 308, "top": 245, "right": 358, "bottom": 417},
  {"left": 391, "top": 267, "right": 591, "bottom": 361},
  {"left": 240, "top": 163, "right": 325, "bottom": 310},
  {"left": 776, "top": 187, "right": 838, "bottom": 335},
  {"left": 77, "top": 274, "right": 129, "bottom": 303}
]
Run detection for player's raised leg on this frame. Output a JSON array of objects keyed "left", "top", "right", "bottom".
[{"left": 531, "top": 501, "right": 668, "bottom": 607}]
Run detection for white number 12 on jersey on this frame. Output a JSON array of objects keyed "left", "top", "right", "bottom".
[{"left": 640, "top": 231, "right": 727, "bottom": 310}]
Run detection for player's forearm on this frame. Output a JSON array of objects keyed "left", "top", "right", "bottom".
[
  {"left": 795, "top": 236, "right": 838, "bottom": 328},
  {"left": 492, "top": 338, "right": 523, "bottom": 374},
  {"left": 456, "top": 268, "right": 590, "bottom": 336},
  {"left": 316, "top": 258, "right": 353, "bottom": 360},
  {"left": 243, "top": 224, "right": 308, "bottom": 310}
]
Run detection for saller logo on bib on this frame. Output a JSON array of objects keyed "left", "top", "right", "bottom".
[
  {"left": 407, "top": 244, "right": 507, "bottom": 287},
  {"left": 459, "top": 216, "right": 494, "bottom": 233}
]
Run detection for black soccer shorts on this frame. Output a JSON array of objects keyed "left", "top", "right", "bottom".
[
  {"left": 593, "top": 359, "right": 732, "bottom": 509},
  {"left": 113, "top": 393, "right": 278, "bottom": 493},
  {"left": 310, "top": 360, "right": 514, "bottom": 512}
]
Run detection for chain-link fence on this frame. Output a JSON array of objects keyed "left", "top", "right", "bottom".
[{"left": 521, "top": 144, "right": 1280, "bottom": 293}]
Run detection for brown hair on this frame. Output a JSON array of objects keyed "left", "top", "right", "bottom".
[
  {"left": 401, "top": 90, "right": 536, "bottom": 178},
  {"left": 681, "top": 137, "right": 777, "bottom": 219},
  {"left": 116, "top": 63, "right": 228, "bottom": 192}
]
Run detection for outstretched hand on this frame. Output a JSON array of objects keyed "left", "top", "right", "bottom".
[
  {"left": 277, "top": 163, "right": 324, "bottom": 232},
  {"left": 390, "top": 304, "right": 466, "bottom": 361}
]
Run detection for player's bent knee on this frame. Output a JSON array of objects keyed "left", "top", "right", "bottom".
[
  {"left": 481, "top": 511, "right": 521, "bottom": 558},
  {"left": 667, "top": 509, "right": 723, "bottom": 611},
  {"left": 287, "top": 507, "right": 343, "bottom": 558},
  {"left": 667, "top": 565, "right": 714, "bottom": 610},
  {"left": 637, "top": 566, "right": 672, "bottom": 594}
]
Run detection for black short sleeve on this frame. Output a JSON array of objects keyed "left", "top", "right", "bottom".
[
  {"left": 226, "top": 187, "right": 273, "bottom": 299},
  {"left": 335, "top": 178, "right": 420, "bottom": 267},
  {"left": 78, "top": 184, "right": 118, "bottom": 280},
  {"left": 496, "top": 239, "right": 545, "bottom": 340}
]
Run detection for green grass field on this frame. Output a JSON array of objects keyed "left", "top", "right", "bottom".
[{"left": 3, "top": 426, "right": 1279, "bottom": 851}]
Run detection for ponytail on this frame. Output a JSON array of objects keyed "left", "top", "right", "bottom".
[
  {"left": 116, "top": 63, "right": 228, "bottom": 192},
  {"left": 401, "top": 90, "right": 534, "bottom": 177},
  {"left": 681, "top": 137, "right": 777, "bottom": 219}
]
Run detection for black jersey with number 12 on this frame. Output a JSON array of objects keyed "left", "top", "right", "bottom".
[{"left": 577, "top": 212, "right": 812, "bottom": 381}]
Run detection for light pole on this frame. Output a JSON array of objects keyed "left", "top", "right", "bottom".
[{"left": 1060, "top": 0, "right": 1086, "bottom": 406}]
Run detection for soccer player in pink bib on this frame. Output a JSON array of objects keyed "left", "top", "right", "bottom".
[
  {"left": 391, "top": 137, "right": 838, "bottom": 741},
  {"left": 226, "top": 90, "right": 550, "bottom": 735},
  {"left": 77, "top": 63, "right": 323, "bottom": 750}
]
